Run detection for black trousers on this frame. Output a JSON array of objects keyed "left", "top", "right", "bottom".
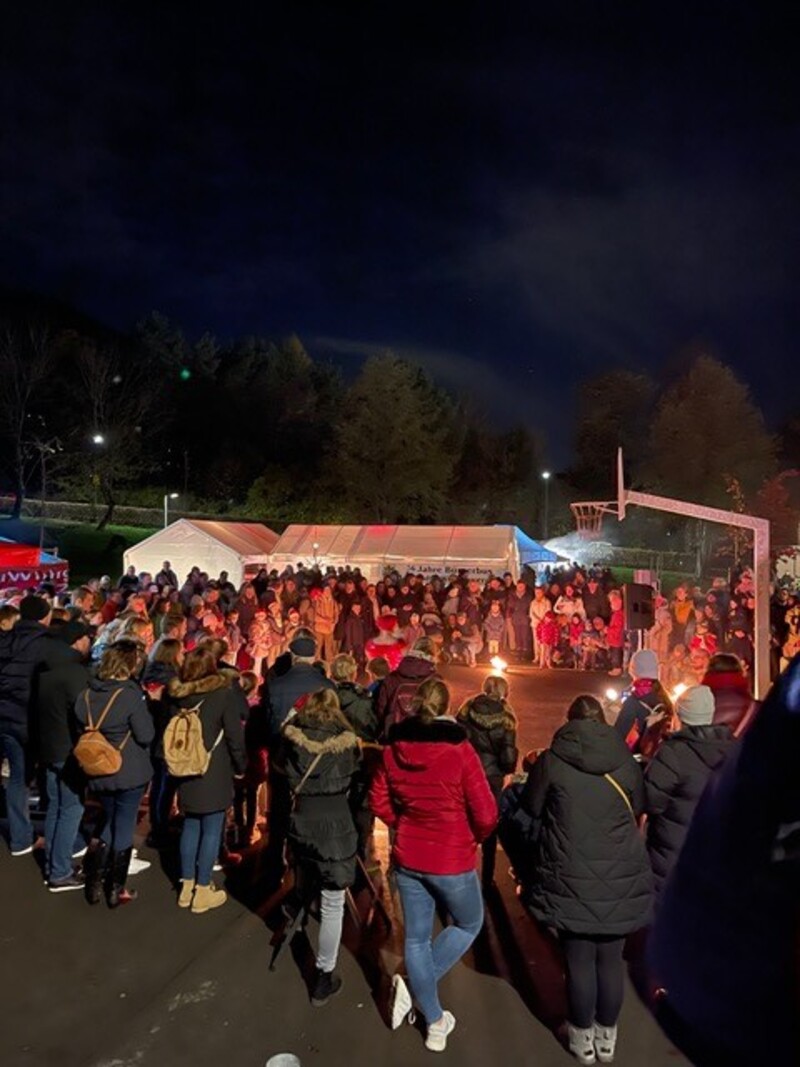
[{"left": 562, "top": 934, "right": 626, "bottom": 1029}]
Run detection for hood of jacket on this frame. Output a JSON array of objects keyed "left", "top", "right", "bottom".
[
  {"left": 669, "top": 724, "right": 734, "bottom": 767},
  {"left": 461, "top": 694, "right": 515, "bottom": 731},
  {"left": 167, "top": 669, "right": 236, "bottom": 699},
  {"left": 337, "top": 681, "right": 368, "bottom": 708},
  {"left": 3, "top": 620, "right": 49, "bottom": 659},
  {"left": 86, "top": 675, "right": 140, "bottom": 697},
  {"left": 388, "top": 715, "right": 466, "bottom": 771},
  {"left": 394, "top": 651, "right": 437, "bottom": 681},
  {"left": 551, "top": 718, "right": 632, "bottom": 776},
  {"left": 283, "top": 719, "right": 359, "bottom": 755}
]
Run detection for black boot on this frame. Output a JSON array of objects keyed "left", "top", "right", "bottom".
[
  {"left": 84, "top": 840, "right": 109, "bottom": 906},
  {"left": 310, "top": 967, "right": 343, "bottom": 1007},
  {"left": 106, "top": 847, "right": 138, "bottom": 908}
]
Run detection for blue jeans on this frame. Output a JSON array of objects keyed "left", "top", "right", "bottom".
[
  {"left": 44, "top": 763, "right": 85, "bottom": 881},
  {"left": 180, "top": 811, "right": 226, "bottom": 885},
  {"left": 1, "top": 733, "right": 32, "bottom": 853},
  {"left": 148, "top": 757, "right": 177, "bottom": 837},
  {"left": 97, "top": 786, "right": 146, "bottom": 851},
  {"left": 395, "top": 867, "right": 484, "bottom": 1024}
]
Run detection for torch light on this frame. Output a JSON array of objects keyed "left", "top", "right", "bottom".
[
  {"left": 490, "top": 656, "right": 508, "bottom": 674},
  {"left": 671, "top": 682, "right": 688, "bottom": 701}
]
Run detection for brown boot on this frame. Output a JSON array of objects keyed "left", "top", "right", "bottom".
[
  {"left": 191, "top": 883, "right": 227, "bottom": 914},
  {"left": 177, "top": 879, "right": 195, "bottom": 908}
]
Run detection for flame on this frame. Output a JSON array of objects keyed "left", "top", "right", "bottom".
[
  {"left": 490, "top": 656, "right": 508, "bottom": 673},
  {"left": 671, "top": 682, "right": 688, "bottom": 701},
  {"left": 605, "top": 687, "right": 620, "bottom": 702}
]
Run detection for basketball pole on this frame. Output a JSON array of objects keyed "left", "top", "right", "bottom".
[{"left": 615, "top": 449, "right": 771, "bottom": 699}]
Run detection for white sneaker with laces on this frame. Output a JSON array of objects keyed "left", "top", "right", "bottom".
[
  {"left": 425, "top": 1011, "right": 456, "bottom": 1053},
  {"left": 389, "top": 974, "right": 413, "bottom": 1030},
  {"left": 568, "top": 1023, "right": 597, "bottom": 1064}
]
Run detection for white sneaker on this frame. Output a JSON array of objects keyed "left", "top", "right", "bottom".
[
  {"left": 128, "top": 850, "right": 151, "bottom": 876},
  {"left": 425, "top": 1011, "right": 456, "bottom": 1053},
  {"left": 10, "top": 844, "right": 34, "bottom": 857},
  {"left": 593, "top": 1023, "right": 617, "bottom": 1063},
  {"left": 567, "top": 1023, "right": 596, "bottom": 1064},
  {"left": 389, "top": 974, "right": 413, "bottom": 1030},
  {"left": 72, "top": 845, "right": 88, "bottom": 859}
]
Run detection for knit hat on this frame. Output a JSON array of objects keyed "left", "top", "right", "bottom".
[
  {"left": 676, "top": 685, "right": 715, "bottom": 726},
  {"left": 289, "top": 634, "right": 316, "bottom": 658},
  {"left": 629, "top": 649, "right": 659, "bottom": 681},
  {"left": 19, "top": 594, "right": 50, "bottom": 622},
  {"left": 58, "top": 620, "right": 93, "bottom": 646}
]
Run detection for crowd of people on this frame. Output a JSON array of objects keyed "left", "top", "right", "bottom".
[{"left": 0, "top": 557, "right": 797, "bottom": 1062}]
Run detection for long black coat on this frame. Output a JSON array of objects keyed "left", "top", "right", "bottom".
[
  {"left": 166, "top": 672, "right": 247, "bottom": 815},
  {"left": 279, "top": 715, "right": 361, "bottom": 889},
  {"left": 36, "top": 647, "right": 91, "bottom": 765},
  {"left": 644, "top": 724, "right": 735, "bottom": 893},
  {"left": 523, "top": 718, "right": 652, "bottom": 936},
  {"left": 74, "top": 677, "right": 154, "bottom": 792},
  {"left": 457, "top": 694, "right": 518, "bottom": 784}
]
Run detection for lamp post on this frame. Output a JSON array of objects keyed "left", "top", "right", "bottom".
[
  {"left": 164, "top": 492, "right": 179, "bottom": 528},
  {"left": 541, "top": 470, "right": 551, "bottom": 540}
]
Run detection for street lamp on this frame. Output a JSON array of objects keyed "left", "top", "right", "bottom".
[
  {"left": 541, "top": 470, "right": 551, "bottom": 540},
  {"left": 91, "top": 433, "right": 105, "bottom": 445},
  {"left": 164, "top": 492, "right": 179, "bottom": 528}
]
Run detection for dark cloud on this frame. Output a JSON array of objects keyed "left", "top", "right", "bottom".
[{"left": 0, "top": 5, "right": 798, "bottom": 460}]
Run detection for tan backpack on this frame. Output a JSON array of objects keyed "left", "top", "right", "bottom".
[
  {"left": 73, "top": 689, "right": 129, "bottom": 777},
  {"left": 163, "top": 700, "right": 222, "bottom": 777}
]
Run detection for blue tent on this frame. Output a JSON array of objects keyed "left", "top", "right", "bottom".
[{"left": 510, "top": 527, "right": 560, "bottom": 567}]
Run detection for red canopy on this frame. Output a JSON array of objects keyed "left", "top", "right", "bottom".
[{"left": 0, "top": 543, "right": 41, "bottom": 567}]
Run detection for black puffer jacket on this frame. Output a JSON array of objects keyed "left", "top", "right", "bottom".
[
  {"left": 279, "top": 715, "right": 361, "bottom": 889},
  {"left": 74, "top": 677, "right": 154, "bottom": 792},
  {"left": 336, "top": 681, "right": 379, "bottom": 743},
  {"left": 457, "top": 694, "right": 518, "bottom": 784},
  {"left": 166, "top": 672, "right": 247, "bottom": 814},
  {"left": 523, "top": 718, "right": 652, "bottom": 936},
  {"left": 36, "top": 646, "right": 91, "bottom": 765},
  {"left": 644, "top": 724, "right": 735, "bottom": 893},
  {"left": 0, "top": 621, "right": 71, "bottom": 743}
]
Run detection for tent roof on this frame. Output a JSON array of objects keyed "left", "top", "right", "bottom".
[
  {"left": 130, "top": 519, "right": 279, "bottom": 561},
  {"left": 270, "top": 524, "right": 558, "bottom": 568}
]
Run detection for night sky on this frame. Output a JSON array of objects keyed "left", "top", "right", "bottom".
[{"left": 1, "top": 5, "right": 798, "bottom": 460}]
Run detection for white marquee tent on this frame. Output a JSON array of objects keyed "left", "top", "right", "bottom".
[
  {"left": 268, "top": 524, "right": 557, "bottom": 582},
  {"left": 123, "top": 519, "right": 279, "bottom": 588}
]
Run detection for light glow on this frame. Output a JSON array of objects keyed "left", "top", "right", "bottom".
[
  {"left": 490, "top": 656, "right": 508, "bottom": 673},
  {"left": 671, "top": 682, "right": 688, "bottom": 701},
  {"left": 605, "top": 687, "right": 620, "bottom": 702}
]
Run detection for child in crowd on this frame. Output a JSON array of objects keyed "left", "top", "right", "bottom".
[
  {"left": 726, "top": 617, "right": 754, "bottom": 673},
  {"left": 689, "top": 619, "right": 718, "bottom": 657},
  {"left": 222, "top": 608, "right": 242, "bottom": 666},
  {"left": 234, "top": 671, "right": 266, "bottom": 849},
  {"left": 341, "top": 600, "right": 368, "bottom": 670},
  {"left": 664, "top": 643, "right": 690, "bottom": 690},
  {"left": 246, "top": 607, "right": 272, "bottom": 679},
  {"left": 569, "top": 613, "right": 584, "bottom": 668},
  {"left": 483, "top": 599, "right": 507, "bottom": 657},
  {"left": 535, "top": 610, "right": 559, "bottom": 669},
  {"left": 403, "top": 610, "right": 425, "bottom": 650}
]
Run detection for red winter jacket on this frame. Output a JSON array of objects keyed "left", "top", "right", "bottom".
[{"left": 369, "top": 715, "right": 498, "bottom": 875}]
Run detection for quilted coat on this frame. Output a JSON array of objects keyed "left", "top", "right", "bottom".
[
  {"left": 644, "top": 724, "right": 735, "bottom": 893},
  {"left": 523, "top": 718, "right": 652, "bottom": 936},
  {"left": 456, "top": 694, "right": 518, "bottom": 784},
  {"left": 369, "top": 715, "right": 498, "bottom": 875},
  {"left": 279, "top": 715, "right": 361, "bottom": 889}
]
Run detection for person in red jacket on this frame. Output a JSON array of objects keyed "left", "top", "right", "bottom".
[{"left": 370, "top": 677, "right": 497, "bottom": 1053}]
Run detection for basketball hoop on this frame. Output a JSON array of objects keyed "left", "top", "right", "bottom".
[{"left": 570, "top": 501, "right": 618, "bottom": 540}]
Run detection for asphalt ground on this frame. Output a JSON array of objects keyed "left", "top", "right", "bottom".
[{"left": 1, "top": 666, "right": 691, "bottom": 1067}]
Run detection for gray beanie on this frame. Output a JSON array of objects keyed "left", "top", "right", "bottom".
[
  {"left": 629, "top": 649, "right": 659, "bottom": 681},
  {"left": 676, "top": 685, "right": 715, "bottom": 727}
]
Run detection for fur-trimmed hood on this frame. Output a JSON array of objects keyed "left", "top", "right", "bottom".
[
  {"left": 283, "top": 720, "right": 359, "bottom": 755},
  {"left": 458, "top": 694, "right": 516, "bottom": 732},
  {"left": 167, "top": 668, "right": 238, "bottom": 700}
]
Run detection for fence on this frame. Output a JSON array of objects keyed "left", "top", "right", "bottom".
[{"left": 0, "top": 496, "right": 272, "bottom": 530}]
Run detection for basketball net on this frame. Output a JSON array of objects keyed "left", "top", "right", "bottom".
[{"left": 570, "top": 501, "right": 618, "bottom": 541}]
